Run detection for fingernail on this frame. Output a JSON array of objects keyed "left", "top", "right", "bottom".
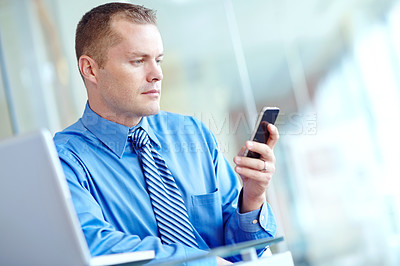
[
  {"left": 234, "top": 156, "right": 241, "bottom": 163},
  {"left": 236, "top": 167, "right": 242, "bottom": 173},
  {"left": 247, "top": 141, "right": 253, "bottom": 147}
]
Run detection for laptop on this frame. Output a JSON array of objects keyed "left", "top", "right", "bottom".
[{"left": 0, "top": 129, "right": 154, "bottom": 266}]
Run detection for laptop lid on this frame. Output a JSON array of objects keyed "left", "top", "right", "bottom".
[
  {"left": 0, "top": 129, "right": 154, "bottom": 266},
  {"left": 0, "top": 129, "right": 92, "bottom": 266}
]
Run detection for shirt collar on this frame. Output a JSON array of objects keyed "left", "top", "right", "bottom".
[{"left": 81, "top": 102, "right": 161, "bottom": 158}]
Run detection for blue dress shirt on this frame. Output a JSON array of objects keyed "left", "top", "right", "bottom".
[{"left": 53, "top": 103, "right": 276, "bottom": 264}]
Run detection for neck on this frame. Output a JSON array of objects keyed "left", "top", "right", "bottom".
[{"left": 87, "top": 101, "right": 143, "bottom": 127}]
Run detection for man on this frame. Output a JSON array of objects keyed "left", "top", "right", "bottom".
[{"left": 54, "top": 2, "right": 279, "bottom": 265}]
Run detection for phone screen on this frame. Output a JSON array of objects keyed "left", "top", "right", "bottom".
[{"left": 245, "top": 107, "right": 279, "bottom": 159}]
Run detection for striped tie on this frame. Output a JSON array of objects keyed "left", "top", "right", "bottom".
[{"left": 130, "top": 127, "right": 198, "bottom": 247}]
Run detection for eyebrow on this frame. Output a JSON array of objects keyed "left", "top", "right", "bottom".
[{"left": 127, "top": 52, "right": 164, "bottom": 58}]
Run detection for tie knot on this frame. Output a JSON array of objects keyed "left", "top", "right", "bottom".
[{"left": 130, "top": 127, "right": 150, "bottom": 149}]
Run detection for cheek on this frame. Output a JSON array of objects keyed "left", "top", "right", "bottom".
[
  {"left": 98, "top": 69, "right": 117, "bottom": 89},
  {"left": 100, "top": 69, "right": 126, "bottom": 89},
  {"left": 99, "top": 65, "right": 143, "bottom": 98},
  {"left": 114, "top": 65, "right": 141, "bottom": 85}
]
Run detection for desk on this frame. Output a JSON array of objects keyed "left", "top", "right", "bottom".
[
  {"left": 157, "top": 236, "right": 294, "bottom": 266},
  {"left": 235, "top": 251, "right": 294, "bottom": 265}
]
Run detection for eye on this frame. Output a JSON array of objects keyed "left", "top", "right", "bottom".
[
  {"left": 132, "top": 59, "right": 144, "bottom": 65},
  {"left": 156, "top": 57, "right": 164, "bottom": 65}
]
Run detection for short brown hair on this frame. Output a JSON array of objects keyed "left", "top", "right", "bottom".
[{"left": 75, "top": 2, "right": 157, "bottom": 68}]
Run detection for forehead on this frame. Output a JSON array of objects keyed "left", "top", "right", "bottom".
[{"left": 109, "top": 18, "right": 163, "bottom": 53}]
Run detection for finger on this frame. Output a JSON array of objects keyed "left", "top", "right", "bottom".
[
  {"left": 234, "top": 156, "right": 272, "bottom": 172},
  {"left": 266, "top": 124, "right": 279, "bottom": 149},
  {"left": 235, "top": 165, "right": 272, "bottom": 183},
  {"left": 245, "top": 141, "right": 275, "bottom": 162}
]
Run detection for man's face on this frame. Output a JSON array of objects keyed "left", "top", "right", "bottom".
[{"left": 94, "top": 19, "right": 164, "bottom": 126}]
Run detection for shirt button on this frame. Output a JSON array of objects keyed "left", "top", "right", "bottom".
[
  {"left": 260, "top": 215, "right": 264, "bottom": 221},
  {"left": 252, "top": 219, "right": 258, "bottom": 224}
]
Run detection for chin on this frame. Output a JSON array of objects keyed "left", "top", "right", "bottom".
[{"left": 144, "top": 105, "right": 160, "bottom": 117}]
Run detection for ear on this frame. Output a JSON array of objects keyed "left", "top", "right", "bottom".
[{"left": 78, "top": 55, "right": 99, "bottom": 84}]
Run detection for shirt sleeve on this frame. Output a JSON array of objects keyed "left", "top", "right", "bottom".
[
  {"left": 57, "top": 148, "right": 216, "bottom": 266},
  {"left": 235, "top": 190, "right": 277, "bottom": 234},
  {"left": 209, "top": 133, "right": 277, "bottom": 261}
]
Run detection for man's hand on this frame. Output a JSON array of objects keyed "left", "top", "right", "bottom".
[{"left": 234, "top": 124, "right": 279, "bottom": 213}]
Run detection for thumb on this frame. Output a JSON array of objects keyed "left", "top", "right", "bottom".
[{"left": 237, "top": 145, "right": 246, "bottom": 157}]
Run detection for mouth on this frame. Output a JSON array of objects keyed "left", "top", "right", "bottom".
[{"left": 142, "top": 89, "right": 160, "bottom": 96}]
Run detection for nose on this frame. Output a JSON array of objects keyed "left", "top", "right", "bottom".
[{"left": 146, "top": 61, "right": 163, "bottom": 83}]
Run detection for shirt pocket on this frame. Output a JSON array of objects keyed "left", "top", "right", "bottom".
[{"left": 190, "top": 189, "right": 223, "bottom": 245}]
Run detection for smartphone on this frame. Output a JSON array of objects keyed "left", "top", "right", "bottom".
[{"left": 244, "top": 107, "right": 280, "bottom": 159}]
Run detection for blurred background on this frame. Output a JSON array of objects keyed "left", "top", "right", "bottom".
[{"left": 1, "top": 0, "right": 400, "bottom": 265}]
